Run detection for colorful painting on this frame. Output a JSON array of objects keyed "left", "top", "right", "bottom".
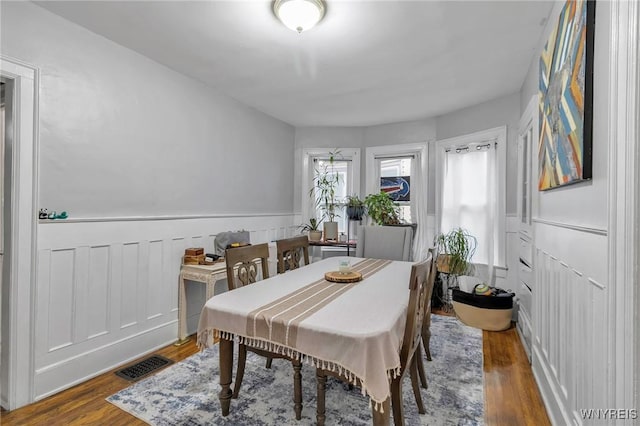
[
  {"left": 381, "top": 176, "right": 410, "bottom": 202},
  {"left": 538, "top": 0, "right": 595, "bottom": 190}
]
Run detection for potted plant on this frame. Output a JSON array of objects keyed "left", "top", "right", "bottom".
[
  {"left": 346, "top": 195, "right": 366, "bottom": 221},
  {"left": 435, "top": 227, "right": 477, "bottom": 276},
  {"left": 299, "top": 218, "right": 323, "bottom": 241},
  {"left": 364, "top": 192, "right": 401, "bottom": 225},
  {"left": 310, "top": 150, "right": 341, "bottom": 240}
]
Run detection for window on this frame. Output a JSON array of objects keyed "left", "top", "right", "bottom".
[
  {"left": 365, "top": 143, "right": 429, "bottom": 261},
  {"left": 302, "top": 148, "right": 360, "bottom": 234},
  {"left": 312, "top": 157, "right": 351, "bottom": 232},
  {"left": 378, "top": 157, "right": 412, "bottom": 223},
  {"left": 436, "top": 127, "right": 506, "bottom": 276}
]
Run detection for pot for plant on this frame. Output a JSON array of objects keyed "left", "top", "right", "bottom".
[
  {"left": 436, "top": 254, "right": 452, "bottom": 273},
  {"left": 308, "top": 230, "right": 323, "bottom": 241},
  {"left": 323, "top": 221, "right": 338, "bottom": 241},
  {"left": 347, "top": 206, "right": 365, "bottom": 221}
]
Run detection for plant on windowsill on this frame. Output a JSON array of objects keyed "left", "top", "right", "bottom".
[
  {"left": 299, "top": 218, "right": 323, "bottom": 242},
  {"left": 363, "top": 192, "right": 401, "bottom": 225},
  {"left": 346, "top": 195, "right": 366, "bottom": 221},
  {"left": 310, "top": 150, "right": 341, "bottom": 240}
]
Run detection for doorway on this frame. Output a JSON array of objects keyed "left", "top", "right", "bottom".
[
  {"left": 0, "top": 77, "right": 12, "bottom": 411},
  {"left": 0, "top": 57, "right": 38, "bottom": 411}
]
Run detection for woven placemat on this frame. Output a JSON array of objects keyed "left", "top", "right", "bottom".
[{"left": 324, "top": 271, "right": 363, "bottom": 283}]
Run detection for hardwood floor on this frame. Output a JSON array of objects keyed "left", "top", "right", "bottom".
[{"left": 1, "top": 317, "right": 549, "bottom": 425}]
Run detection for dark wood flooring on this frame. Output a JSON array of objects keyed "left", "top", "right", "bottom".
[{"left": 1, "top": 315, "right": 549, "bottom": 425}]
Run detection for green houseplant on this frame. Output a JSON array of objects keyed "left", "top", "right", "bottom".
[
  {"left": 299, "top": 218, "right": 322, "bottom": 241},
  {"left": 346, "top": 195, "right": 365, "bottom": 221},
  {"left": 310, "top": 150, "right": 341, "bottom": 240},
  {"left": 435, "top": 227, "right": 477, "bottom": 276},
  {"left": 364, "top": 192, "right": 400, "bottom": 225}
]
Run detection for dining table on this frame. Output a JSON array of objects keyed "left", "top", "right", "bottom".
[{"left": 197, "top": 256, "right": 414, "bottom": 425}]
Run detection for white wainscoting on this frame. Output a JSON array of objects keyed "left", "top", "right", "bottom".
[
  {"left": 34, "top": 214, "right": 296, "bottom": 400},
  {"left": 532, "top": 221, "right": 609, "bottom": 425}
]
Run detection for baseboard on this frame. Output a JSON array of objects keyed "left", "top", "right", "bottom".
[
  {"left": 516, "top": 310, "right": 532, "bottom": 362},
  {"left": 532, "top": 345, "right": 574, "bottom": 426},
  {"left": 33, "top": 321, "right": 177, "bottom": 400}
]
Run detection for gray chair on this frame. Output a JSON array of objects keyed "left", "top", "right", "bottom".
[{"left": 355, "top": 225, "right": 413, "bottom": 261}]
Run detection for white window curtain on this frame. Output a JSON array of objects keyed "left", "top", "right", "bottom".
[
  {"left": 410, "top": 151, "right": 429, "bottom": 261},
  {"left": 440, "top": 143, "right": 497, "bottom": 284}
]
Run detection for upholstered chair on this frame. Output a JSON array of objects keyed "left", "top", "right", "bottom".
[{"left": 355, "top": 225, "right": 413, "bottom": 261}]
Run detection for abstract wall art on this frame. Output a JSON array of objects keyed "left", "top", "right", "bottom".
[{"left": 538, "top": 0, "right": 595, "bottom": 190}]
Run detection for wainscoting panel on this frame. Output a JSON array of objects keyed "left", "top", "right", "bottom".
[
  {"left": 34, "top": 214, "right": 296, "bottom": 400},
  {"left": 532, "top": 222, "right": 609, "bottom": 425},
  {"left": 87, "top": 245, "right": 110, "bottom": 339}
]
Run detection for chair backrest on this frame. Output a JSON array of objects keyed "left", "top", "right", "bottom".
[
  {"left": 275, "top": 235, "right": 310, "bottom": 274},
  {"left": 424, "top": 247, "right": 438, "bottom": 325},
  {"left": 355, "top": 225, "right": 413, "bottom": 261},
  {"left": 225, "top": 243, "right": 270, "bottom": 291},
  {"left": 400, "top": 253, "right": 434, "bottom": 367}
]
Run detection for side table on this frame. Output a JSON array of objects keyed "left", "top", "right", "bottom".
[{"left": 176, "top": 262, "right": 228, "bottom": 345}]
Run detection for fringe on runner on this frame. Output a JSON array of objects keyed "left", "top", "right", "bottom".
[{"left": 196, "top": 328, "right": 401, "bottom": 412}]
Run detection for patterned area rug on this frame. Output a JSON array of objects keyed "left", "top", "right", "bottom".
[{"left": 107, "top": 315, "right": 483, "bottom": 425}]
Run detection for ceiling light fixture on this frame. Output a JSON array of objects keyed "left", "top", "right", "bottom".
[{"left": 273, "top": 0, "right": 326, "bottom": 34}]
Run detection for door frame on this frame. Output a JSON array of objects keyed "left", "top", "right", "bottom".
[
  {"left": 0, "top": 55, "right": 39, "bottom": 410},
  {"left": 606, "top": 0, "right": 640, "bottom": 411}
]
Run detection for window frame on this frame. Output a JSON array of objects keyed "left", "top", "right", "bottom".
[
  {"left": 301, "top": 148, "right": 361, "bottom": 229},
  {"left": 365, "top": 143, "right": 428, "bottom": 226},
  {"left": 435, "top": 126, "right": 507, "bottom": 267}
]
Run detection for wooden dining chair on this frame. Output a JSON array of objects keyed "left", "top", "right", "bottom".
[
  {"left": 315, "top": 254, "right": 434, "bottom": 426},
  {"left": 225, "top": 243, "right": 304, "bottom": 420},
  {"left": 276, "top": 235, "right": 310, "bottom": 274},
  {"left": 416, "top": 248, "right": 438, "bottom": 391}
]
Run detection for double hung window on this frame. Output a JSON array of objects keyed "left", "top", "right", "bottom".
[
  {"left": 302, "top": 149, "right": 360, "bottom": 234},
  {"left": 436, "top": 127, "right": 506, "bottom": 280}
]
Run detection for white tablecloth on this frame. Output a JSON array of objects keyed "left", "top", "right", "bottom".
[{"left": 197, "top": 256, "right": 412, "bottom": 407}]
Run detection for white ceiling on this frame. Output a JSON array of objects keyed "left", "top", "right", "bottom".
[{"left": 36, "top": 0, "right": 554, "bottom": 127}]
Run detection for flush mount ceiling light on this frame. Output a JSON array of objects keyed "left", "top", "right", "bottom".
[{"left": 273, "top": 0, "right": 326, "bottom": 33}]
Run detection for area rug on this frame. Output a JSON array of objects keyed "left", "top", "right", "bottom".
[{"left": 107, "top": 315, "right": 483, "bottom": 425}]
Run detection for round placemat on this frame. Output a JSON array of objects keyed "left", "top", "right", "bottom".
[{"left": 324, "top": 271, "right": 363, "bottom": 283}]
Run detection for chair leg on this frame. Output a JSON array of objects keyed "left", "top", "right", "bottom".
[
  {"left": 293, "top": 360, "right": 303, "bottom": 420},
  {"left": 410, "top": 356, "right": 426, "bottom": 414},
  {"left": 425, "top": 329, "right": 432, "bottom": 361},
  {"left": 266, "top": 357, "right": 273, "bottom": 369},
  {"left": 416, "top": 344, "right": 428, "bottom": 390},
  {"left": 316, "top": 369, "right": 327, "bottom": 426},
  {"left": 232, "top": 344, "right": 247, "bottom": 399},
  {"left": 391, "top": 376, "right": 405, "bottom": 426},
  {"left": 421, "top": 325, "right": 432, "bottom": 362}
]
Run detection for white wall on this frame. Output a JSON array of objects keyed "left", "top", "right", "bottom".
[
  {"left": 34, "top": 215, "right": 295, "bottom": 400},
  {"left": 521, "top": 1, "right": 615, "bottom": 424},
  {"left": 0, "top": 2, "right": 298, "bottom": 406},
  {"left": 0, "top": 2, "right": 295, "bottom": 218},
  {"left": 293, "top": 127, "right": 364, "bottom": 214},
  {"left": 293, "top": 119, "right": 437, "bottom": 214},
  {"left": 435, "top": 92, "right": 521, "bottom": 215}
]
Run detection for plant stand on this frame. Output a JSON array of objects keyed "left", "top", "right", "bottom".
[{"left": 434, "top": 271, "right": 457, "bottom": 313}]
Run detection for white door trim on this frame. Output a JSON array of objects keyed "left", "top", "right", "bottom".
[
  {"left": 0, "top": 55, "right": 39, "bottom": 410},
  {"left": 606, "top": 0, "right": 639, "bottom": 411}
]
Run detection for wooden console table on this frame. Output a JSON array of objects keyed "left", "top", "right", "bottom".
[
  {"left": 176, "top": 262, "right": 228, "bottom": 345},
  {"left": 309, "top": 239, "right": 357, "bottom": 256}
]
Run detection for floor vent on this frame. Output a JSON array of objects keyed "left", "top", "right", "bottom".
[{"left": 115, "top": 355, "right": 174, "bottom": 381}]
